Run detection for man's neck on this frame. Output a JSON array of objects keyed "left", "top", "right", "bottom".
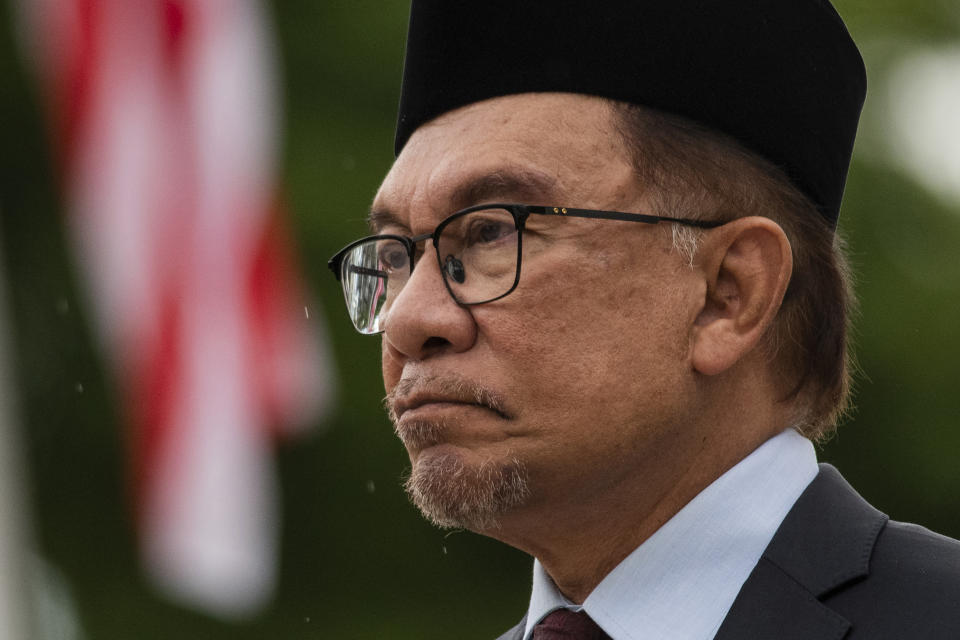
[{"left": 490, "top": 416, "right": 782, "bottom": 603}]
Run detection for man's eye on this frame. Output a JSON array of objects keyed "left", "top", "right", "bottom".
[
  {"left": 378, "top": 248, "right": 407, "bottom": 271},
  {"left": 468, "top": 219, "right": 514, "bottom": 245}
]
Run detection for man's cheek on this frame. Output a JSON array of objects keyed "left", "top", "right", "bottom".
[{"left": 381, "top": 344, "right": 402, "bottom": 392}]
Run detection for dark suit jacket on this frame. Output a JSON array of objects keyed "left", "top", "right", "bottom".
[{"left": 496, "top": 464, "right": 960, "bottom": 639}]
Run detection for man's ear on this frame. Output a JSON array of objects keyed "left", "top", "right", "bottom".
[{"left": 691, "top": 216, "right": 793, "bottom": 376}]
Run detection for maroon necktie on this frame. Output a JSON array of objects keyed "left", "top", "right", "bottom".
[{"left": 532, "top": 609, "right": 611, "bottom": 639}]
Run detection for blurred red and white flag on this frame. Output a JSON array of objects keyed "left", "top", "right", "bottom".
[{"left": 22, "top": 0, "right": 334, "bottom": 618}]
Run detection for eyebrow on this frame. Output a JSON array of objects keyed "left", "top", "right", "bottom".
[{"left": 368, "top": 167, "right": 559, "bottom": 233}]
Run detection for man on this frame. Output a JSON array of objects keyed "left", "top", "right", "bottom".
[{"left": 329, "top": 1, "right": 960, "bottom": 638}]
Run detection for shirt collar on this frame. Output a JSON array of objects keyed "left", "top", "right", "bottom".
[{"left": 523, "top": 429, "right": 818, "bottom": 640}]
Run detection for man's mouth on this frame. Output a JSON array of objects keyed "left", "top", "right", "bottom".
[
  {"left": 385, "top": 374, "right": 510, "bottom": 423},
  {"left": 392, "top": 393, "right": 507, "bottom": 421},
  {"left": 385, "top": 374, "right": 512, "bottom": 453}
]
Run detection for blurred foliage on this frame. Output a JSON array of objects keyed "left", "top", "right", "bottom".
[{"left": 0, "top": 1, "right": 958, "bottom": 638}]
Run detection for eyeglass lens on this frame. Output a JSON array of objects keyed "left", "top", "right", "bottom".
[{"left": 338, "top": 207, "right": 520, "bottom": 334}]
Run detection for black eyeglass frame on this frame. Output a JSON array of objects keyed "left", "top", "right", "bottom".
[{"left": 327, "top": 203, "right": 723, "bottom": 324}]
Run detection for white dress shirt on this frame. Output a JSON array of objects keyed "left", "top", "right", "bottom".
[{"left": 522, "top": 428, "right": 818, "bottom": 640}]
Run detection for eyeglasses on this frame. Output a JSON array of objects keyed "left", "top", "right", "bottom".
[{"left": 328, "top": 203, "right": 722, "bottom": 334}]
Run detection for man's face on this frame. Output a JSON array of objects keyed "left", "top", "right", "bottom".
[{"left": 374, "top": 94, "right": 706, "bottom": 536}]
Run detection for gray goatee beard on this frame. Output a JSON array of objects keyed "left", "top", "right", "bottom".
[
  {"left": 402, "top": 441, "right": 530, "bottom": 531},
  {"left": 385, "top": 375, "right": 530, "bottom": 531}
]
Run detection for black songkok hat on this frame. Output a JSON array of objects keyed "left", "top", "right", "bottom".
[{"left": 395, "top": 0, "right": 866, "bottom": 227}]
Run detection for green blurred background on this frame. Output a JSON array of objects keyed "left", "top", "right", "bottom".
[{"left": 1, "top": 1, "right": 958, "bottom": 638}]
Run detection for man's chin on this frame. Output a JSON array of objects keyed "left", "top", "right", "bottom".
[{"left": 403, "top": 448, "right": 530, "bottom": 532}]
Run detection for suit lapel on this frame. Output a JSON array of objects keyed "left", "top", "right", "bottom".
[
  {"left": 715, "top": 464, "right": 888, "bottom": 640},
  {"left": 713, "top": 557, "right": 851, "bottom": 640}
]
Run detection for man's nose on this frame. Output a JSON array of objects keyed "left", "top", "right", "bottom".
[{"left": 381, "top": 245, "right": 477, "bottom": 361}]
